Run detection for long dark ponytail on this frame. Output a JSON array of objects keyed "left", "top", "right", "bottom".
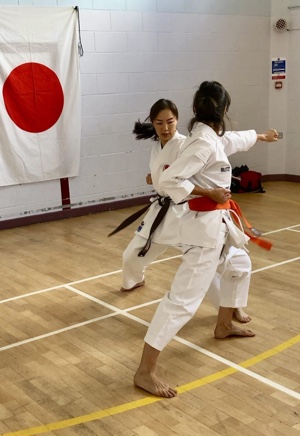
[{"left": 188, "top": 81, "right": 231, "bottom": 136}]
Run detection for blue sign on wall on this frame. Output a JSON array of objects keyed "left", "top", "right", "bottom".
[{"left": 272, "top": 57, "right": 286, "bottom": 79}]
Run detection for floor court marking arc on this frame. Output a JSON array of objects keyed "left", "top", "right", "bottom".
[
  {"left": 1, "top": 261, "right": 300, "bottom": 435},
  {"left": 1, "top": 223, "right": 300, "bottom": 435},
  {"left": 2, "top": 333, "right": 300, "bottom": 436}
]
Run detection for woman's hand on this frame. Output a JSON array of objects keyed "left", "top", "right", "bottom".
[
  {"left": 146, "top": 173, "right": 153, "bottom": 185},
  {"left": 191, "top": 186, "right": 231, "bottom": 204},
  {"left": 207, "top": 187, "right": 232, "bottom": 204},
  {"left": 257, "top": 129, "right": 279, "bottom": 142}
]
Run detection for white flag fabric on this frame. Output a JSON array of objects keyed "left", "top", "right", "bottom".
[{"left": 0, "top": 7, "right": 81, "bottom": 186}]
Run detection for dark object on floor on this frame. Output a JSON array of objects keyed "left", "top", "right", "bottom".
[{"left": 231, "top": 165, "right": 265, "bottom": 193}]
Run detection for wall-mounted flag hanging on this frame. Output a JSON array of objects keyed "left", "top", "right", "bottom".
[{"left": 0, "top": 6, "right": 81, "bottom": 186}]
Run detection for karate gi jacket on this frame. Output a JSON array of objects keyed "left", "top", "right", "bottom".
[{"left": 137, "top": 123, "right": 257, "bottom": 249}]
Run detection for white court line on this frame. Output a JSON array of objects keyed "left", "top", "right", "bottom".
[
  {"left": 3, "top": 253, "right": 297, "bottom": 349},
  {"left": 63, "top": 286, "right": 300, "bottom": 401},
  {"left": 0, "top": 254, "right": 181, "bottom": 305},
  {"left": 0, "top": 224, "right": 298, "bottom": 346},
  {"left": 0, "top": 255, "right": 299, "bottom": 400},
  {"left": 1, "top": 282, "right": 299, "bottom": 400},
  {"left": 1, "top": 254, "right": 299, "bottom": 305},
  {"left": 252, "top": 256, "right": 300, "bottom": 274},
  {"left": 174, "top": 335, "right": 300, "bottom": 400},
  {"left": 263, "top": 223, "right": 300, "bottom": 235},
  {"left": 0, "top": 312, "right": 118, "bottom": 352},
  {"left": 0, "top": 221, "right": 299, "bottom": 305},
  {"left": 0, "top": 296, "right": 162, "bottom": 352},
  {"left": 0, "top": 222, "right": 299, "bottom": 306},
  {"left": 64, "top": 284, "right": 162, "bottom": 313}
]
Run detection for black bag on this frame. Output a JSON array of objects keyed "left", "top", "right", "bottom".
[{"left": 231, "top": 165, "right": 265, "bottom": 193}]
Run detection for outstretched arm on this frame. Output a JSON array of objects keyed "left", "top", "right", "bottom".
[{"left": 221, "top": 129, "right": 279, "bottom": 156}]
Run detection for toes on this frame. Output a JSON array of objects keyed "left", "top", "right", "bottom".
[
  {"left": 120, "top": 280, "right": 145, "bottom": 292},
  {"left": 166, "top": 389, "right": 177, "bottom": 398},
  {"left": 134, "top": 373, "right": 177, "bottom": 398},
  {"left": 244, "top": 329, "right": 255, "bottom": 337},
  {"left": 158, "top": 383, "right": 177, "bottom": 398},
  {"left": 215, "top": 326, "right": 255, "bottom": 339},
  {"left": 234, "top": 309, "right": 251, "bottom": 324},
  {"left": 239, "top": 316, "right": 251, "bottom": 323},
  {"left": 235, "top": 328, "right": 255, "bottom": 337}
]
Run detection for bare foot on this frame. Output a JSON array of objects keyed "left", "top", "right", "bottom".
[
  {"left": 214, "top": 322, "right": 255, "bottom": 339},
  {"left": 120, "top": 279, "right": 145, "bottom": 292},
  {"left": 134, "top": 369, "right": 177, "bottom": 398},
  {"left": 233, "top": 307, "right": 251, "bottom": 323}
]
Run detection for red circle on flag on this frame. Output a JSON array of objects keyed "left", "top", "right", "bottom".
[{"left": 3, "top": 62, "right": 64, "bottom": 133}]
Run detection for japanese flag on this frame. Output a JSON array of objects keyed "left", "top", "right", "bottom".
[{"left": 0, "top": 6, "right": 81, "bottom": 186}]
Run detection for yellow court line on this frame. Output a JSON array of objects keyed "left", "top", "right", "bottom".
[{"left": 3, "top": 334, "right": 300, "bottom": 436}]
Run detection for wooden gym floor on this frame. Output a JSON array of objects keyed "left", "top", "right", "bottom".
[{"left": 0, "top": 181, "right": 299, "bottom": 435}]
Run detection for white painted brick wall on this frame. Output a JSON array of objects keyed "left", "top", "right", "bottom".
[
  {"left": 287, "top": 8, "right": 300, "bottom": 175},
  {"left": 0, "top": 0, "right": 299, "bottom": 222}
]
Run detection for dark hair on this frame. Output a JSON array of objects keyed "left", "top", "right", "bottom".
[
  {"left": 188, "top": 81, "right": 231, "bottom": 136},
  {"left": 133, "top": 98, "right": 179, "bottom": 141}
]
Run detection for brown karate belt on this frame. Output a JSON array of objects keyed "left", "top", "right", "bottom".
[{"left": 188, "top": 196, "right": 272, "bottom": 251}]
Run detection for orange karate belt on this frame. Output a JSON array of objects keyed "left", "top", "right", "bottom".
[{"left": 188, "top": 196, "right": 273, "bottom": 251}]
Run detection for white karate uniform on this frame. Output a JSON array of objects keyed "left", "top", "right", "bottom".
[
  {"left": 122, "top": 131, "right": 223, "bottom": 302},
  {"left": 143, "top": 123, "right": 257, "bottom": 350},
  {"left": 122, "top": 131, "right": 186, "bottom": 289},
  {"left": 122, "top": 129, "right": 256, "bottom": 312}
]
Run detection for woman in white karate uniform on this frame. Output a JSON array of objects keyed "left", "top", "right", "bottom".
[
  {"left": 133, "top": 81, "right": 278, "bottom": 398},
  {"left": 121, "top": 98, "right": 263, "bottom": 322}
]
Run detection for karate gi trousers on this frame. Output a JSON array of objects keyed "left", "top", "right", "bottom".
[
  {"left": 122, "top": 234, "right": 223, "bottom": 307},
  {"left": 140, "top": 223, "right": 251, "bottom": 351},
  {"left": 122, "top": 229, "right": 251, "bottom": 312}
]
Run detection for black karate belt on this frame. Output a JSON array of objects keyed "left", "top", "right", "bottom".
[
  {"left": 107, "top": 195, "right": 171, "bottom": 258},
  {"left": 107, "top": 201, "right": 154, "bottom": 237},
  {"left": 138, "top": 196, "right": 171, "bottom": 257}
]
